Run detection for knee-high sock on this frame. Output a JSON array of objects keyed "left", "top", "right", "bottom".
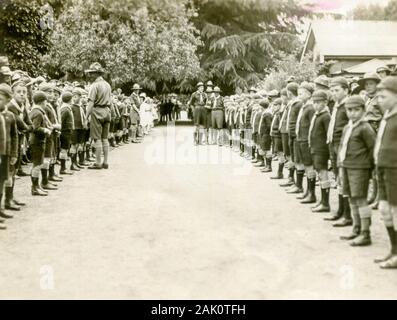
[{"left": 102, "top": 140, "right": 109, "bottom": 164}]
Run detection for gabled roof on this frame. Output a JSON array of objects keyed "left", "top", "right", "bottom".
[
  {"left": 301, "top": 20, "right": 397, "bottom": 61},
  {"left": 342, "top": 58, "right": 389, "bottom": 74}
]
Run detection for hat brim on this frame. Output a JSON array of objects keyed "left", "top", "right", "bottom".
[
  {"left": 357, "top": 77, "right": 380, "bottom": 87},
  {"left": 85, "top": 69, "right": 105, "bottom": 74}
]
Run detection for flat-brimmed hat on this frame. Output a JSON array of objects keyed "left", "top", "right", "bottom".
[
  {"left": 196, "top": 82, "right": 204, "bottom": 87},
  {"left": 85, "top": 62, "right": 105, "bottom": 74},
  {"left": 213, "top": 86, "right": 221, "bottom": 93},
  {"left": 0, "top": 66, "right": 12, "bottom": 76},
  {"left": 377, "top": 76, "right": 397, "bottom": 94},
  {"left": 358, "top": 72, "right": 381, "bottom": 87},
  {"left": 376, "top": 65, "right": 391, "bottom": 74},
  {"left": 248, "top": 86, "right": 257, "bottom": 93},
  {"left": 268, "top": 89, "right": 279, "bottom": 98},
  {"left": 314, "top": 75, "right": 329, "bottom": 89},
  {"left": 206, "top": 80, "right": 213, "bottom": 86},
  {"left": 132, "top": 83, "right": 141, "bottom": 90}
]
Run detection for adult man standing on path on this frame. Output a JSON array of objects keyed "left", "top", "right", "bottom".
[{"left": 85, "top": 62, "right": 112, "bottom": 170}]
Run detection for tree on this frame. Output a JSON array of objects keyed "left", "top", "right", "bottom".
[
  {"left": 42, "top": 0, "right": 202, "bottom": 93},
  {"left": 192, "top": 0, "right": 309, "bottom": 93},
  {"left": 0, "top": 0, "right": 53, "bottom": 75},
  {"left": 349, "top": 0, "right": 397, "bottom": 21}
]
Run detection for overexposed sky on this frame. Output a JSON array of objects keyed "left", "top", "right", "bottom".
[{"left": 302, "top": 0, "right": 390, "bottom": 15}]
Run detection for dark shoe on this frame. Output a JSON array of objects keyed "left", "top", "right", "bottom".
[
  {"left": 279, "top": 179, "right": 294, "bottom": 187},
  {"left": 271, "top": 173, "right": 283, "bottom": 179},
  {"left": 300, "top": 193, "right": 316, "bottom": 204},
  {"left": 31, "top": 186, "right": 48, "bottom": 196},
  {"left": 333, "top": 218, "right": 353, "bottom": 227},
  {"left": 340, "top": 226, "right": 361, "bottom": 240},
  {"left": 88, "top": 164, "right": 103, "bottom": 170},
  {"left": 324, "top": 194, "right": 344, "bottom": 221},
  {"left": 261, "top": 166, "right": 272, "bottom": 173},
  {"left": 312, "top": 204, "right": 330, "bottom": 213},
  {"left": 17, "top": 169, "right": 30, "bottom": 177},
  {"left": 5, "top": 201, "right": 20, "bottom": 211},
  {"left": 49, "top": 175, "right": 63, "bottom": 182},
  {"left": 60, "top": 169, "right": 74, "bottom": 175},
  {"left": 102, "top": 163, "right": 109, "bottom": 169},
  {"left": 0, "top": 210, "right": 13, "bottom": 219},
  {"left": 41, "top": 182, "right": 58, "bottom": 190},
  {"left": 12, "top": 198, "right": 26, "bottom": 206},
  {"left": 350, "top": 231, "right": 371, "bottom": 246}
]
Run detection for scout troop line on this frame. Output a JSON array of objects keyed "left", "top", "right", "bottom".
[
  {"left": 188, "top": 68, "right": 397, "bottom": 269},
  {"left": 0, "top": 61, "right": 157, "bottom": 230}
]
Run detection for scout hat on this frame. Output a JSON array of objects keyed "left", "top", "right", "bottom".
[
  {"left": 33, "top": 91, "right": 47, "bottom": 104},
  {"left": 345, "top": 95, "right": 365, "bottom": 109},
  {"left": 358, "top": 72, "right": 381, "bottom": 87},
  {"left": 287, "top": 76, "right": 296, "bottom": 83},
  {"left": 206, "top": 80, "right": 213, "bottom": 86},
  {"left": 377, "top": 76, "right": 397, "bottom": 94},
  {"left": 376, "top": 65, "right": 391, "bottom": 75},
  {"left": 196, "top": 82, "right": 204, "bottom": 88},
  {"left": 85, "top": 62, "right": 105, "bottom": 74},
  {"left": 312, "top": 90, "right": 329, "bottom": 102},
  {"left": 132, "top": 83, "right": 141, "bottom": 90},
  {"left": 314, "top": 75, "right": 329, "bottom": 89},
  {"left": 213, "top": 86, "right": 221, "bottom": 93},
  {"left": 0, "top": 83, "right": 13, "bottom": 98},
  {"left": 268, "top": 89, "right": 279, "bottom": 98},
  {"left": 330, "top": 76, "right": 349, "bottom": 89},
  {"left": 0, "top": 66, "right": 12, "bottom": 76},
  {"left": 248, "top": 86, "right": 257, "bottom": 93},
  {"left": 299, "top": 82, "right": 314, "bottom": 94}
]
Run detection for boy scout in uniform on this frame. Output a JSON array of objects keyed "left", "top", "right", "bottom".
[
  {"left": 59, "top": 92, "right": 76, "bottom": 174},
  {"left": 338, "top": 95, "right": 376, "bottom": 246},
  {"left": 29, "top": 91, "right": 52, "bottom": 196},
  {"left": 325, "top": 77, "right": 352, "bottom": 226},
  {"left": 279, "top": 88, "right": 293, "bottom": 184},
  {"left": 285, "top": 82, "right": 303, "bottom": 194},
  {"left": 358, "top": 73, "right": 382, "bottom": 209},
  {"left": 257, "top": 99, "right": 272, "bottom": 172},
  {"left": 188, "top": 82, "right": 207, "bottom": 145},
  {"left": 85, "top": 62, "right": 112, "bottom": 170},
  {"left": 295, "top": 83, "right": 316, "bottom": 203},
  {"left": 210, "top": 87, "right": 225, "bottom": 146},
  {"left": 270, "top": 98, "right": 285, "bottom": 179},
  {"left": 251, "top": 99, "right": 264, "bottom": 167},
  {"left": 309, "top": 90, "right": 331, "bottom": 213},
  {"left": 129, "top": 96, "right": 141, "bottom": 143},
  {"left": 204, "top": 87, "right": 213, "bottom": 144},
  {"left": 374, "top": 76, "right": 397, "bottom": 268},
  {"left": 71, "top": 88, "right": 89, "bottom": 166},
  {"left": 0, "top": 83, "right": 17, "bottom": 219}
]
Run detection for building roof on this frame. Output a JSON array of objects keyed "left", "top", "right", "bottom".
[
  {"left": 343, "top": 58, "right": 390, "bottom": 74},
  {"left": 301, "top": 20, "right": 397, "bottom": 61}
]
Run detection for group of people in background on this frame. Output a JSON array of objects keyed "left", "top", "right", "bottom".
[
  {"left": 189, "top": 65, "right": 397, "bottom": 269},
  {"left": 0, "top": 60, "right": 158, "bottom": 230}
]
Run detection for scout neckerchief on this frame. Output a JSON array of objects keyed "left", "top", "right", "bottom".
[
  {"left": 374, "top": 106, "right": 397, "bottom": 165},
  {"left": 212, "top": 95, "right": 220, "bottom": 109},
  {"left": 338, "top": 116, "right": 366, "bottom": 164},
  {"left": 252, "top": 107, "right": 261, "bottom": 131},
  {"left": 258, "top": 108, "right": 271, "bottom": 135},
  {"left": 295, "top": 100, "right": 312, "bottom": 137},
  {"left": 60, "top": 103, "right": 75, "bottom": 130},
  {"left": 308, "top": 107, "right": 329, "bottom": 148},
  {"left": 327, "top": 96, "right": 347, "bottom": 144},
  {"left": 197, "top": 91, "right": 204, "bottom": 105},
  {"left": 30, "top": 104, "right": 51, "bottom": 128},
  {"left": 279, "top": 103, "right": 288, "bottom": 128},
  {"left": 286, "top": 98, "right": 299, "bottom": 132}
]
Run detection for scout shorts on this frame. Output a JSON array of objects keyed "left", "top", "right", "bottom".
[
  {"left": 193, "top": 106, "right": 207, "bottom": 127},
  {"left": 272, "top": 136, "right": 283, "bottom": 153},
  {"left": 378, "top": 167, "right": 397, "bottom": 206},
  {"left": 72, "top": 129, "right": 87, "bottom": 145},
  {"left": 342, "top": 167, "right": 371, "bottom": 199},
  {"left": 259, "top": 133, "right": 271, "bottom": 151},
  {"left": 205, "top": 109, "right": 212, "bottom": 129},
  {"left": 0, "top": 155, "right": 9, "bottom": 184},
  {"left": 60, "top": 130, "right": 72, "bottom": 150},
  {"left": 90, "top": 107, "right": 111, "bottom": 140},
  {"left": 44, "top": 134, "right": 55, "bottom": 158},
  {"left": 289, "top": 136, "right": 296, "bottom": 162},
  {"left": 281, "top": 133, "right": 290, "bottom": 157},
  {"left": 296, "top": 141, "right": 313, "bottom": 166},
  {"left": 31, "top": 143, "right": 45, "bottom": 167},
  {"left": 312, "top": 152, "right": 329, "bottom": 171},
  {"left": 211, "top": 110, "right": 224, "bottom": 130}
]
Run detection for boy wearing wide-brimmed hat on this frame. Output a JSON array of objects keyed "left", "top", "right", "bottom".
[{"left": 188, "top": 82, "right": 207, "bottom": 145}]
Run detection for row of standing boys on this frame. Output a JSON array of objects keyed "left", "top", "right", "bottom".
[
  {"left": 189, "top": 66, "right": 397, "bottom": 269},
  {"left": 0, "top": 60, "right": 155, "bottom": 231}
]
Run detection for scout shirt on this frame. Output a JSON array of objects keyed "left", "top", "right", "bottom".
[
  {"left": 7, "top": 98, "right": 32, "bottom": 134},
  {"left": 296, "top": 100, "right": 315, "bottom": 142},
  {"left": 60, "top": 103, "right": 75, "bottom": 133},
  {"left": 88, "top": 76, "right": 112, "bottom": 108},
  {"left": 308, "top": 108, "right": 330, "bottom": 155},
  {"left": 338, "top": 118, "right": 376, "bottom": 169},
  {"left": 286, "top": 98, "right": 303, "bottom": 139},
  {"left": 129, "top": 103, "right": 140, "bottom": 125},
  {"left": 327, "top": 97, "right": 348, "bottom": 146},
  {"left": 131, "top": 92, "right": 141, "bottom": 109},
  {"left": 0, "top": 113, "right": 5, "bottom": 155},
  {"left": 1, "top": 109, "right": 18, "bottom": 158},
  {"left": 29, "top": 105, "right": 50, "bottom": 145},
  {"left": 270, "top": 110, "right": 282, "bottom": 138},
  {"left": 258, "top": 108, "right": 272, "bottom": 149},
  {"left": 279, "top": 104, "right": 289, "bottom": 135},
  {"left": 252, "top": 106, "right": 263, "bottom": 134},
  {"left": 189, "top": 90, "right": 207, "bottom": 108},
  {"left": 364, "top": 93, "right": 383, "bottom": 131},
  {"left": 374, "top": 106, "right": 397, "bottom": 168},
  {"left": 71, "top": 103, "right": 87, "bottom": 130},
  {"left": 244, "top": 101, "right": 254, "bottom": 129},
  {"left": 211, "top": 95, "right": 224, "bottom": 110}
]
